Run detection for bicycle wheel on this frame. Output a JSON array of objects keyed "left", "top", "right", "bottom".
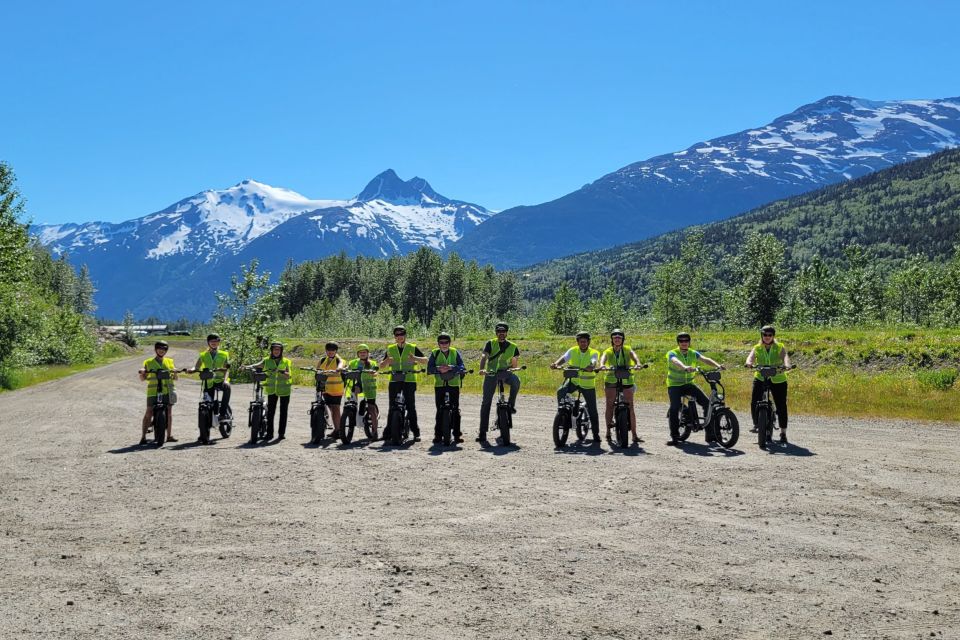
[
  {"left": 249, "top": 405, "right": 261, "bottom": 443},
  {"left": 153, "top": 405, "right": 167, "bottom": 446},
  {"left": 756, "top": 404, "right": 771, "bottom": 448},
  {"left": 574, "top": 408, "right": 589, "bottom": 442},
  {"left": 198, "top": 406, "right": 212, "bottom": 444},
  {"left": 714, "top": 408, "right": 740, "bottom": 449},
  {"left": 440, "top": 407, "right": 453, "bottom": 446},
  {"left": 615, "top": 405, "right": 629, "bottom": 448},
  {"left": 552, "top": 411, "right": 570, "bottom": 448},
  {"left": 218, "top": 412, "right": 232, "bottom": 438},
  {"left": 388, "top": 410, "right": 404, "bottom": 446},
  {"left": 676, "top": 403, "right": 694, "bottom": 442},
  {"left": 310, "top": 405, "right": 326, "bottom": 443},
  {"left": 497, "top": 405, "right": 512, "bottom": 446},
  {"left": 340, "top": 407, "right": 356, "bottom": 445}
]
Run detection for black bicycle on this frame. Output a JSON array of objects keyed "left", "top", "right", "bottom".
[
  {"left": 143, "top": 368, "right": 185, "bottom": 446},
  {"left": 384, "top": 369, "right": 423, "bottom": 446},
  {"left": 750, "top": 364, "right": 796, "bottom": 449},
  {"left": 674, "top": 368, "right": 739, "bottom": 449},
  {"left": 339, "top": 367, "right": 379, "bottom": 444},
  {"left": 437, "top": 369, "right": 472, "bottom": 446},
  {"left": 197, "top": 368, "right": 231, "bottom": 445},
  {"left": 243, "top": 365, "right": 269, "bottom": 444},
  {"left": 300, "top": 366, "right": 338, "bottom": 444},
  {"left": 552, "top": 367, "right": 592, "bottom": 447},
  {"left": 484, "top": 366, "right": 525, "bottom": 446},
  {"left": 602, "top": 364, "right": 648, "bottom": 448}
]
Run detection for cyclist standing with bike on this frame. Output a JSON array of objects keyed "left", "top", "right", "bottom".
[
  {"left": 427, "top": 332, "right": 467, "bottom": 444},
  {"left": 346, "top": 344, "right": 380, "bottom": 440},
  {"left": 745, "top": 325, "right": 792, "bottom": 444},
  {"left": 380, "top": 326, "right": 428, "bottom": 442},
  {"left": 599, "top": 329, "right": 643, "bottom": 444},
  {"left": 666, "top": 332, "right": 723, "bottom": 446},
  {"left": 138, "top": 340, "right": 180, "bottom": 445},
  {"left": 316, "top": 342, "right": 347, "bottom": 439},
  {"left": 550, "top": 331, "right": 601, "bottom": 444},
  {"left": 189, "top": 333, "right": 232, "bottom": 426},
  {"left": 246, "top": 341, "right": 292, "bottom": 441},
  {"left": 477, "top": 322, "right": 520, "bottom": 444}
]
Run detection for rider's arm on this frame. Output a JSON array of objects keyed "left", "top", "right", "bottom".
[
  {"left": 426, "top": 352, "right": 439, "bottom": 375},
  {"left": 628, "top": 349, "right": 640, "bottom": 366},
  {"left": 745, "top": 347, "right": 757, "bottom": 367},
  {"left": 410, "top": 347, "right": 428, "bottom": 365},
  {"left": 138, "top": 368, "right": 147, "bottom": 381},
  {"left": 598, "top": 351, "right": 608, "bottom": 368},
  {"left": 782, "top": 347, "right": 792, "bottom": 369},
  {"left": 190, "top": 356, "right": 203, "bottom": 373},
  {"left": 698, "top": 353, "right": 722, "bottom": 369},
  {"left": 336, "top": 356, "right": 347, "bottom": 371},
  {"left": 551, "top": 348, "right": 572, "bottom": 369},
  {"left": 510, "top": 345, "right": 520, "bottom": 369},
  {"left": 454, "top": 351, "right": 466, "bottom": 374}
]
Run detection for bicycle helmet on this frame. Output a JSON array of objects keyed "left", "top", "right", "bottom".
[
  {"left": 610, "top": 329, "right": 625, "bottom": 339},
  {"left": 270, "top": 341, "right": 283, "bottom": 349},
  {"left": 437, "top": 332, "right": 452, "bottom": 343},
  {"left": 494, "top": 322, "right": 508, "bottom": 332},
  {"left": 575, "top": 331, "right": 590, "bottom": 340},
  {"left": 356, "top": 343, "right": 370, "bottom": 353},
  {"left": 676, "top": 332, "right": 691, "bottom": 343},
  {"left": 325, "top": 341, "right": 339, "bottom": 351},
  {"left": 392, "top": 325, "right": 407, "bottom": 336},
  {"left": 206, "top": 333, "right": 221, "bottom": 342},
  {"left": 760, "top": 325, "right": 776, "bottom": 336},
  {"left": 154, "top": 340, "right": 169, "bottom": 349}
]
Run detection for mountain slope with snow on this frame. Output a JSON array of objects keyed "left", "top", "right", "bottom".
[
  {"left": 32, "top": 171, "right": 492, "bottom": 318},
  {"left": 452, "top": 95, "right": 960, "bottom": 268}
]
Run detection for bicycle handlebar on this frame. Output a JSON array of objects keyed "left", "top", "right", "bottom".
[
  {"left": 746, "top": 364, "right": 796, "bottom": 370},
  {"left": 482, "top": 365, "right": 525, "bottom": 375}
]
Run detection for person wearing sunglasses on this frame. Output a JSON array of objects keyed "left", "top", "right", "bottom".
[
  {"left": 745, "top": 325, "right": 792, "bottom": 443},
  {"left": 188, "top": 333, "right": 232, "bottom": 427},
  {"left": 380, "top": 325, "right": 428, "bottom": 442},
  {"left": 138, "top": 340, "right": 181, "bottom": 445},
  {"left": 477, "top": 322, "right": 521, "bottom": 443},
  {"left": 427, "top": 332, "right": 467, "bottom": 444},
  {"left": 666, "top": 332, "right": 723, "bottom": 446}
]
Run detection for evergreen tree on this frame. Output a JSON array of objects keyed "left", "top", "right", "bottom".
[
  {"left": 726, "top": 232, "right": 787, "bottom": 327},
  {"left": 549, "top": 282, "right": 581, "bottom": 334}
]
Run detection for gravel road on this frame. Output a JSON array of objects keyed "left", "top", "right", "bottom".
[{"left": 1, "top": 347, "right": 958, "bottom": 639}]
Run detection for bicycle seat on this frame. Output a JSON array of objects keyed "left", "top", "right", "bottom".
[
  {"left": 613, "top": 367, "right": 632, "bottom": 380},
  {"left": 389, "top": 371, "right": 410, "bottom": 382},
  {"left": 562, "top": 369, "right": 580, "bottom": 379},
  {"left": 342, "top": 370, "right": 364, "bottom": 382},
  {"left": 315, "top": 372, "right": 329, "bottom": 384},
  {"left": 494, "top": 370, "right": 513, "bottom": 381},
  {"left": 251, "top": 371, "right": 268, "bottom": 382},
  {"left": 153, "top": 370, "right": 171, "bottom": 380},
  {"left": 703, "top": 370, "right": 722, "bottom": 383},
  {"left": 198, "top": 370, "right": 215, "bottom": 381},
  {"left": 758, "top": 366, "right": 778, "bottom": 379},
  {"left": 439, "top": 370, "right": 461, "bottom": 382}
]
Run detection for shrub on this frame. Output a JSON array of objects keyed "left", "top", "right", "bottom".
[{"left": 916, "top": 368, "right": 958, "bottom": 391}]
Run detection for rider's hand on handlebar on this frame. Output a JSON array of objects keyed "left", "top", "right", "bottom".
[{"left": 684, "top": 365, "right": 696, "bottom": 373}]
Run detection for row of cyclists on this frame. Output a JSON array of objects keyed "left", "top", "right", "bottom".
[{"left": 137, "top": 323, "right": 792, "bottom": 448}]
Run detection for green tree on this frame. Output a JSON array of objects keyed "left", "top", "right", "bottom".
[
  {"left": 549, "top": 281, "right": 581, "bottom": 334},
  {"left": 584, "top": 282, "right": 625, "bottom": 333},
  {"left": 725, "top": 232, "right": 787, "bottom": 327},
  {"left": 651, "top": 231, "right": 719, "bottom": 329},
  {"left": 0, "top": 161, "right": 30, "bottom": 287},
  {"left": 213, "top": 260, "right": 281, "bottom": 381}
]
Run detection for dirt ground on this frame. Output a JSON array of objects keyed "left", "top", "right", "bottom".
[{"left": 0, "top": 347, "right": 958, "bottom": 639}]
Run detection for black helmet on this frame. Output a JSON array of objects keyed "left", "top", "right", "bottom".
[
  {"left": 676, "top": 332, "right": 691, "bottom": 343},
  {"left": 392, "top": 325, "right": 407, "bottom": 336},
  {"left": 575, "top": 331, "right": 590, "bottom": 340},
  {"left": 325, "top": 341, "right": 339, "bottom": 351},
  {"left": 154, "top": 340, "right": 169, "bottom": 349},
  {"left": 495, "top": 322, "right": 508, "bottom": 332},
  {"left": 760, "top": 325, "right": 776, "bottom": 336},
  {"left": 206, "top": 333, "right": 221, "bottom": 342},
  {"left": 610, "top": 329, "right": 625, "bottom": 339},
  {"left": 437, "top": 332, "right": 452, "bottom": 343}
]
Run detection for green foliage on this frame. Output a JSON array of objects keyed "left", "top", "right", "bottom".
[
  {"left": 122, "top": 310, "right": 138, "bottom": 347},
  {"left": 916, "top": 368, "right": 958, "bottom": 391},
  {"left": 0, "top": 162, "right": 30, "bottom": 287},
  {"left": 724, "top": 232, "right": 786, "bottom": 328},
  {"left": 213, "top": 260, "right": 282, "bottom": 380},
  {"left": 548, "top": 282, "right": 580, "bottom": 334},
  {"left": 651, "top": 231, "right": 720, "bottom": 328}
]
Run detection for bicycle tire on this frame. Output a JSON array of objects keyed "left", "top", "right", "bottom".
[
  {"left": 714, "top": 408, "right": 740, "bottom": 449},
  {"left": 153, "top": 404, "right": 167, "bottom": 446},
  {"left": 552, "top": 410, "right": 570, "bottom": 448},
  {"left": 497, "top": 405, "right": 512, "bottom": 446},
  {"left": 756, "top": 404, "right": 771, "bottom": 448},
  {"left": 388, "top": 410, "right": 404, "bottom": 446},
  {"left": 249, "top": 405, "right": 261, "bottom": 443},
  {"left": 615, "top": 405, "right": 629, "bottom": 448},
  {"left": 310, "top": 404, "right": 326, "bottom": 443},
  {"left": 676, "top": 403, "right": 694, "bottom": 442},
  {"left": 340, "top": 407, "right": 356, "bottom": 445},
  {"left": 198, "top": 405, "right": 212, "bottom": 444},
  {"left": 440, "top": 407, "right": 453, "bottom": 446},
  {"left": 574, "top": 407, "right": 589, "bottom": 442}
]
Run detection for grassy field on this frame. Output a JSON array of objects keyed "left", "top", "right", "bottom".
[
  {"left": 121, "top": 330, "right": 960, "bottom": 422},
  {"left": 0, "top": 342, "right": 135, "bottom": 392}
]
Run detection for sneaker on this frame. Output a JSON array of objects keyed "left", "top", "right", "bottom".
[
  {"left": 455, "top": 436, "right": 464, "bottom": 444},
  {"left": 666, "top": 440, "right": 678, "bottom": 447},
  {"left": 139, "top": 437, "right": 148, "bottom": 446},
  {"left": 779, "top": 432, "right": 788, "bottom": 444},
  {"left": 278, "top": 434, "right": 285, "bottom": 441},
  {"left": 509, "top": 406, "right": 517, "bottom": 414},
  {"left": 167, "top": 436, "right": 178, "bottom": 443}
]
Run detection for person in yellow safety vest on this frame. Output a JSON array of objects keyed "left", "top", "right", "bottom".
[
  {"left": 347, "top": 344, "right": 380, "bottom": 441},
  {"left": 599, "top": 329, "right": 643, "bottom": 444},
  {"left": 550, "top": 330, "right": 601, "bottom": 444},
  {"left": 477, "top": 322, "right": 521, "bottom": 443},
  {"left": 427, "top": 332, "right": 467, "bottom": 444},
  {"left": 745, "top": 325, "right": 793, "bottom": 444},
  {"left": 316, "top": 341, "right": 347, "bottom": 439},
  {"left": 138, "top": 340, "right": 181, "bottom": 445},
  {"left": 187, "top": 333, "right": 233, "bottom": 429},
  {"left": 247, "top": 341, "right": 292, "bottom": 441},
  {"left": 666, "top": 331, "right": 724, "bottom": 446},
  {"left": 379, "top": 326, "right": 429, "bottom": 442}
]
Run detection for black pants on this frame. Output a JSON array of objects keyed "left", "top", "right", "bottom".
[
  {"left": 434, "top": 387, "right": 462, "bottom": 439},
  {"left": 667, "top": 384, "right": 709, "bottom": 439},
  {"left": 479, "top": 373, "right": 520, "bottom": 436},
  {"left": 556, "top": 381, "right": 600, "bottom": 437},
  {"left": 206, "top": 381, "right": 232, "bottom": 419},
  {"left": 267, "top": 394, "right": 290, "bottom": 436},
  {"left": 388, "top": 381, "right": 420, "bottom": 436},
  {"left": 751, "top": 380, "right": 788, "bottom": 431}
]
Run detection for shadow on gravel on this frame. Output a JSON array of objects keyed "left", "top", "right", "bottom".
[
  {"left": 428, "top": 443, "right": 463, "bottom": 456},
  {"left": 108, "top": 443, "right": 158, "bottom": 454},
  {"left": 763, "top": 442, "right": 816, "bottom": 457},
  {"left": 376, "top": 441, "right": 416, "bottom": 452},
  {"left": 677, "top": 442, "right": 745, "bottom": 457},
  {"left": 607, "top": 443, "right": 647, "bottom": 456},
  {"left": 335, "top": 439, "right": 373, "bottom": 450},
  {"left": 169, "top": 440, "right": 211, "bottom": 451},
  {"left": 478, "top": 442, "right": 521, "bottom": 456},
  {"left": 554, "top": 441, "right": 606, "bottom": 456}
]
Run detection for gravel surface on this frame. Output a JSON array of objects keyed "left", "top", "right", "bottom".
[{"left": 1, "top": 347, "right": 958, "bottom": 639}]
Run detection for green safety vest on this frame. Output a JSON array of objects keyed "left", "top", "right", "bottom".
[
  {"left": 264, "top": 357, "right": 292, "bottom": 397},
  {"left": 603, "top": 346, "right": 636, "bottom": 385},
  {"left": 568, "top": 347, "right": 599, "bottom": 389},
  {"left": 144, "top": 357, "right": 176, "bottom": 397},
  {"left": 387, "top": 342, "right": 419, "bottom": 383},
  {"left": 199, "top": 349, "right": 230, "bottom": 387},
  {"left": 666, "top": 348, "right": 699, "bottom": 387},
  {"left": 346, "top": 358, "right": 378, "bottom": 400},
  {"left": 485, "top": 340, "right": 518, "bottom": 372},
  {"left": 432, "top": 347, "right": 461, "bottom": 388},
  {"left": 753, "top": 341, "right": 788, "bottom": 384}
]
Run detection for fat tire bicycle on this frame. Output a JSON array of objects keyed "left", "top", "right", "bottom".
[
  {"left": 384, "top": 369, "right": 423, "bottom": 446},
  {"left": 243, "top": 365, "right": 269, "bottom": 444},
  {"left": 601, "top": 364, "right": 648, "bottom": 448},
  {"left": 436, "top": 369, "right": 471, "bottom": 447},
  {"left": 340, "top": 367, "right": 379, "bottom": 444},
  {"left": 484, "top": 366, "right": 525, "bottom": 446},
  {"left": 197, "top": 368, "right": 231, "bottom": 445},
  {"left": 673, "top": 368, "right": 739, "bottom": 449},
  {"left": 749, "top": 364, "right": 796, "bottom": 449},
  {"left": 552, "top": 367, "right": 593, "bottom": 448},
  {"left": 300, "top": 367, "right": 339, "bottom": 444},
  {"left": 144, "top": 368, "right": 185, "bottom": 446}
]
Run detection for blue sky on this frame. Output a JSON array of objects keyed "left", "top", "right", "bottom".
[{"left": 3, "top": 0, "right": 959, "bottom": 224}]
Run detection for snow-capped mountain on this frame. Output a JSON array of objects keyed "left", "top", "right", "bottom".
[
  {"left": 452, "top": 95, "right": 960, "bottom": 268},
  {"left": 33, "top": 171, "right": 492, "bottom": 319}
]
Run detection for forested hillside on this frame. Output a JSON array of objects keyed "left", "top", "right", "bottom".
[{"left": 520, "top": 147, "right": 960, "bottom": 302}]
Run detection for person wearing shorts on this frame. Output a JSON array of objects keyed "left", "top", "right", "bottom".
[
  {"left": 316, "top": 342, "right": 347, "bottom": 438},
  {"left": 138, "top": 340, "right": 180, "bottom": 445}
]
